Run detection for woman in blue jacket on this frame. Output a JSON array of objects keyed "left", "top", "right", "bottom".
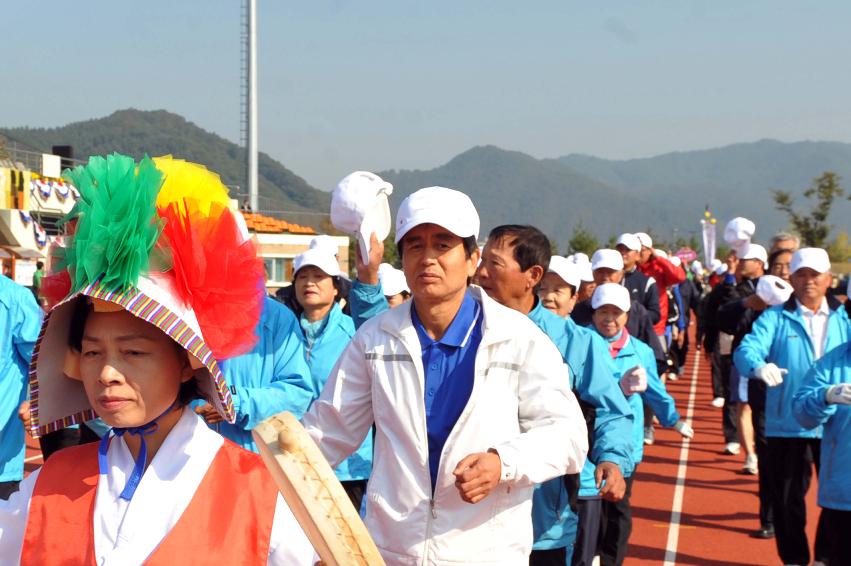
[
  {"left": 292, "top": 248, "right": 373, "bottom": 511},
  {"left": 590, "top": 284, "right": 693, "bottom": 566},
  {"left": 792, "top": 340, "right": 851, "bottom": 566}
]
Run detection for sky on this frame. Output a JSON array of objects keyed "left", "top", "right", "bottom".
[{"left": 3, "top": 1, "right": 851, "bottom": 190}]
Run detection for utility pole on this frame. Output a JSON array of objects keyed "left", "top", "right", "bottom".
[{"left": 241, "top": 0, "right": 259, "bottom": 212}]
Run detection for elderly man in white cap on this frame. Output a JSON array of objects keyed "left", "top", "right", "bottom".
[
  {"left": 302, "top": 187, "right": 588, "bottom": 565},
  {"left": 735, "top": 248, "right": 849, "bottom": 566},
  {"left": 634, "top": 232, "right": 685, "bottom": 342},
  {"left": 616, "top": 233, "right": 661, "bottom": 327}
]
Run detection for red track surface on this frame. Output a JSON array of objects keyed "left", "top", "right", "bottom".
[{"left": 627, "top": 346, "right": 820, "bottom": 565}]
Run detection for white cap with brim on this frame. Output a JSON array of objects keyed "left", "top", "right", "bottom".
[
  {"left": 309, "top": 235, "right": 340, "bottom": 258},
  {"left": 724, "top": 217, "right": 756, "bottom": 250},
  {"left": 670, "top": 256, "right": 682, "bottom": 267},
  {"left": 395, "top": 186, "right": 479, "bottom": 244},
  {"left": 634, "top": 232, "right": 653, "bottom": 249},
  {"left": 791, "top": 248, "right": 831, "bottom": 274},
  {"left": 567, "top": 253, "right": 594, "bottom": 283},
  {"left": 331, "top": 171, "right": 393, "bottom": 263},
  {"left": 32, "top": 274, "right": 237, "bottom": 437},
  {"left": 294, "top": 248, "right": 342, "bottom": 278},
  {"left": 691, "top": 260, "right": 704, "bottom": 275},
  {"left": 379, "top": 266, "right": 409, "bottom": 297},
  {"left": 756, "top": 275, "right": 793, "bottom": 306},
  {"left": 740, "top": 243, "right": 768, "bottom": 267},
  {"left": 714, "top": 264, "right": 728, "bottom": 276},
  {"left": 547, "top": 255, "right": 581, "bottom": 290},
  {"left": 591, "top": 249, "right": 624, "bottom": 272},
  {"left": 616, "top": 233, "right": 641, "bottom": 252},
  {"left": 592, "top": 282, "right": 631, "bottom": 312}
]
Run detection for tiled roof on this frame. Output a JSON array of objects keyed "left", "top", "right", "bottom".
[{"left": 240, "top": 211, "right": 316, "bottom": 235}]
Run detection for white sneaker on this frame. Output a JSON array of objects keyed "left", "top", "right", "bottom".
[
  {"left": 711, "top": 397, "right": 725, "bottom": 408},
  {"left": 644, "top": 426, "right": 655, "bottom": 445},
  {"left": 743, "top": 454, "right": 758, "bottom": 475},
  {"left": 724, "top": 442, "right": 741, "bottom": 455}
]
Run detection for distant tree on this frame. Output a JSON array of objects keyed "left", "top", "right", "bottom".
[
  {"left": 566, "top": 222, "right": 600, "bottom": 256},
  {"left": 773, "top": 172, "right": 844, "bottom": 247},
  {"left": 827, "top": 230, "right": 851, "bottom": 263}
]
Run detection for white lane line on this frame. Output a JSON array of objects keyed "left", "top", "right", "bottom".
[
  {"left": 24, "top": 454, "right": 43, "bottom": 464},
  {"left": 662, "top": 350, "right": 701, "bottom": 566}
]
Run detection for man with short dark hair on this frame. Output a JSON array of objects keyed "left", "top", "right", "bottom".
[
  {"left": 303, "top": 189, "right": 588, "bottom": 564},
  {"left": 477, "top": 227, "right": 633, "bottom": 566}
]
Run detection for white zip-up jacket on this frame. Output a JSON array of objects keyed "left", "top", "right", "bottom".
[{"left": 303, "top": 286, "right": 588, "bottom": 565}]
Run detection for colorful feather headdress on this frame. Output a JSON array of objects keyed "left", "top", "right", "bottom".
[{"left": 29, "top": 153, "right": 265, "bottom": 437}]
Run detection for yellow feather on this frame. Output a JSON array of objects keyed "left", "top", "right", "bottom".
[{"left": 154, "top": 155, "right": 231, "bottom": 216}]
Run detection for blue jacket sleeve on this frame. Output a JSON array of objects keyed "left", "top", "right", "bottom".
[
  {"left": 228, "top": 301, "right": 315, "bottom": 428},
  {"left": 348, "top": 280, "right": 389, "bottom": 330},
  {"left": 734, "top": 307, "right": 779, "bottom": 378},
  {"left": 573, "top": 332, "right": 634, "bottom": 470},
  {"left": 639, "top": 344, "right": 681, "bottom": 427},
  {"left": 792, "top": 349, "right": 841, "bottom": 430},
  {"left": 13, "top": 290, "right": 42, "bottom": 365}
]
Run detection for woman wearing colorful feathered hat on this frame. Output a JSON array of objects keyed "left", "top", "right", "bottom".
[{"left": 0, "top": 154, "right": 316, "bottom": 564}]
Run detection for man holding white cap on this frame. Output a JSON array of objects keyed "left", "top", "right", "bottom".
[
  {"left": 634, "top": 232, "right": 685, "bottom": 342},
  {"left": 735, "top": 248, "right": 849, "bottom": 566},
  {"left": 303, "top": 187, "right": 588, "bottom": 565},
  {"left": 476, "top": 226, "right": 633, "bottom": 566},
  {"left": 616, "top": 233, "right": 661, "bottom": 327}
]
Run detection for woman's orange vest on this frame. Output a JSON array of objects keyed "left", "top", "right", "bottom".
[{"left": 21, "top": 439, "right": 278, "bottom": 565}]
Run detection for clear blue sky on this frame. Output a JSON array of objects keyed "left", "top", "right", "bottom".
[{"left": 3, "top": 1, "right": 850, "bottom": 189}]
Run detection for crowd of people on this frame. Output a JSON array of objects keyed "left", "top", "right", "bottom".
[{"left": 0, "top": 157, "right": 849, "bottom": 566}]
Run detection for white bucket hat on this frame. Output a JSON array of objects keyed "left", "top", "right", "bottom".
[
  {"left": 330, "top": 171, "right": 393, "bottom": 263},
  {"left": 395, "top": 186, "right": 479, "bottom": 244}
]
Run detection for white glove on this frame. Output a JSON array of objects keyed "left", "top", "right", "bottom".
[
  {"left": 754, "top": 363, "right": 788, "bottom": 387},
  {"left": 825, "top": 383, "right": 851, "bottom": 405},
  {"left": 673, "top": 420, "right": 694, "bottom": 439},
  {"left": 619, "top": 365, "right": 648, "bottom": 396}
]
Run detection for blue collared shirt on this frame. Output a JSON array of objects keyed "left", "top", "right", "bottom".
[{"left": 411, "top": 291, "right": 484, "bottom": 490}]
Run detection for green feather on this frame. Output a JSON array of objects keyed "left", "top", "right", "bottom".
[{"left": 61, "top": 153, "right": 164, "bottom": 292}]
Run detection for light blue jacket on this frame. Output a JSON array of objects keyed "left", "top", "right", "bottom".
[
  {"left": 528, "top": 303, "right": 634, "bottom": 550},
  {"left": 299, "top": 303, "right": 372, "bottom": 482},
  {"left": 210, "top": 297, "right": 314, "bottom": 451},
  {"left": 602, "top": 330, "right": 681, "bottom": 477},
  {"left": 0, "top": 276, "right": 42, "bottom": 483},
  {"left": 792, "top": 341, "right": 851, "bottom": 511},
  {"left": 734, "top": 297, "right": 850, "bottom": 438}
]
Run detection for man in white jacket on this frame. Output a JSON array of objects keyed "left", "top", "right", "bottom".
[{"left": 303, "top": 186, "right": 588, "bottom": 565}]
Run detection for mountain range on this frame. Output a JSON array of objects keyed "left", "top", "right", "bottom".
[{"left": 4, "top": 109, "right": 850, "bottom": 250}]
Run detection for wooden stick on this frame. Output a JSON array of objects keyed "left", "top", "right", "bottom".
[{"left": 252, "top": 412, "right": 385, "bottom": 566}]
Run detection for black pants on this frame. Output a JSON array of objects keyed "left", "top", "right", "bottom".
[
  {"left": 341, "top": 479, "right": 367, "bottom": 514},
  {"left": 765, "top": 437, "right": 830, "bottom": 565},
  {"left": 529, "top": 547, "right": 566, "bottom": 566},
  {"left": 0, "top": 481, "right": 20, "bottom": 500},
  {"left": 598, "top": 474, "right": 636, "bottom": 566},
  {"left": 711, "top": 351, "right": 738, "bottom": 443},
  {"left": 821, "top": 507, "right": 851, "bottom": 566},
  {"left": 747, "top": 380, "right": 773, "bottom": 530},
  {"left": 38, "top": 424, "right": 101, "bottom": 461},
  {"left": 572, "top": 497, "right": 602, "bottom": 566}
]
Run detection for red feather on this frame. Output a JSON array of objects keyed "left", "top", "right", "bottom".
[{"left": 158, "top": 200, "right": 264, "bottom": 359}]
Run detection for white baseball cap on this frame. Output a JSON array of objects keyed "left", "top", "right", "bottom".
[
  {"left": 591, "top": 283, "right": 631, "bottom": 312},
  {"left": 714, "top": 263, "right": 728, "bottom": 276},
  {"left": 395, "top": 186, "right": 479, "bottom": 244},
  {"left": 547, "top": 255, "right": 581, "bottom": 290},
  {"left": 690, "top": 260, "right": 704, "bottom": 275},
  {"left": 293, "top": 248, "right": 342, "bottom": 278},
  {"left": 591, "top": 249, "right": 624, "bottom": 272},
  {"left": 309, "top": 234, "right": 340, "bottom": 258},
  {"left": 616, "top": 233, "right": 641, "bottom": 252},
  {"left": 724, "top": 217, "right": 756, "bottom": 249},
  {"left": 791, "top": 248, "right": 831, "bottom": 274},
  {"left": 567, "top": 253, "right": 594, "bottom": 282},
  {"left": 379, "top": 265, "right": 409, "bottom": 296},
  {"left": 740, "top": 242, "right": 768, "bottom": 267},
  {"left": 669, "top": 256, "right": 682, "bottom": 268},
  {"left": 330, "top": 171, "right": 393, "bottom": 263},
  {"left": 634, "top": 232, "right": 653, "bottom": 249},
  {"left": 756, "top": 275, "right": 793, "bottom": 306}
]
